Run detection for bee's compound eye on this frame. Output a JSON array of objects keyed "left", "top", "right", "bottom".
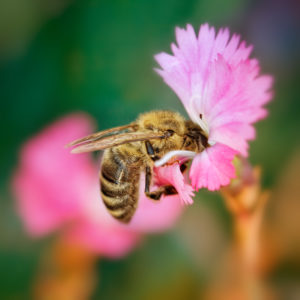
[
  {"left": 166, "top": 129, "right": 175, "bottom": 137},
  {"left": 145, "top": 124, "right": 154, "bottom": 130}
]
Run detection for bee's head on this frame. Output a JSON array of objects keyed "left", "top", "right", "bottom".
[
  {"left": 137, "top": 110, "right": 186, "bottom": 154},
  {"left": 183, "top": 120, "right": 208, "bottom": 152}
]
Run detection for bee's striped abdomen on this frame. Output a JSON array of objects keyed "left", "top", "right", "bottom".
[{"left": 100, "top": 148, "right": 140, "bottom": 223}]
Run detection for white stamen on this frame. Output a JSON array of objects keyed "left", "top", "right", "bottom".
[{"left": 154, "top": 150, "right": 196, "bottom": 167}]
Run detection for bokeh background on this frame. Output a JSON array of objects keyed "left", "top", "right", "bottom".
[{"left": 1, "top": 0, "right": 300, "bottom": 299}]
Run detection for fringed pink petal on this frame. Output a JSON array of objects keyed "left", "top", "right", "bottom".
[
  {"left": 154, "top": 163, "right": 195, "bottom": 205},
  {"left": 190, "top": 143, "right": 238, "bottom": 191},
  {"left": 155, "top": 24, "right": 273, "bottom": 164},
  {"left": 210, "top": 122, "right": 256, "bottom": 156},
  {"left": 175, "top": 24, "right": 198, "bottom": 70}
]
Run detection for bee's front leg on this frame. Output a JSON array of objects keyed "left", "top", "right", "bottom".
[
  {"left": 145, "top": 165, "right": 152, "bottom": 194},
  {"left": 144, "top": 166, "right": 177, "bottom": 200}
]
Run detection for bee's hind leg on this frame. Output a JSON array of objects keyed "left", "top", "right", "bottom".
[{"left": 144, "top": 166, "right": 177, "bottom": 200}]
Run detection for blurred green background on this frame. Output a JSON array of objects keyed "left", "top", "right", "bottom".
[{"left": 1, "top": 0, "right": 300, "bottom": 299}]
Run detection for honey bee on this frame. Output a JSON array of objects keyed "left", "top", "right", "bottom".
[{"left": 67, "top": 110, "right": 208, "bottom": 223}]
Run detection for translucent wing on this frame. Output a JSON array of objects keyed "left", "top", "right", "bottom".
[
  {"left": 70, "top": 132, "right": 165, "bottom": 153},
  {"left": 66, "top": 123, "right": 136, "bottom": 147}
]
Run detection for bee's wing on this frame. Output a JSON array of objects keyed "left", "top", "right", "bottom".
[
  {"left": 70, "top": 132, "right": 165, "bottom": 153},
  {"left": 66, "top": 123, "right": 136, "bottom": 147}
]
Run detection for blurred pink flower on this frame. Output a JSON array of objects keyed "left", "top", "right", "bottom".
[
  {"left": 12, "top": 114, "right": 184, "bottom": 258},
  {"left": 155, "top": 24, "right": 273, "bottom": 191}
]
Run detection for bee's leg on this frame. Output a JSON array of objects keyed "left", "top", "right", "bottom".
[
  {"left": 145, "top": 185, "right": 178, "bottom": 201},
  {"left": 145, "top": 166, "right": 152, "bottom": 193},
  {"left": 145, "top": 141, "right": 160, "bottom": 161},
  {"left": 144, "top": 166, "right": 178, "bottom": 200}
]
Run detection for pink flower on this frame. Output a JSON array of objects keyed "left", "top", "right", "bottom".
[
  {"left": 154, "top": 162, "right": 194, "bottom": 205},
  {"left": 12, "top": 114, "right": 184, "bottom": 258},
  {"left": 155, "top": 24, "right": 273, "bottom": 190}
]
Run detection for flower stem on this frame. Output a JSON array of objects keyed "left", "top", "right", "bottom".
[{"left": 217, "top": 158, "right": 271, "bottom": 299}]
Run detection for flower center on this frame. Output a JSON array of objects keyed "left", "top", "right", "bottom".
[{"left": 186, "top": 96, "right": 210, "bottom": 137}]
